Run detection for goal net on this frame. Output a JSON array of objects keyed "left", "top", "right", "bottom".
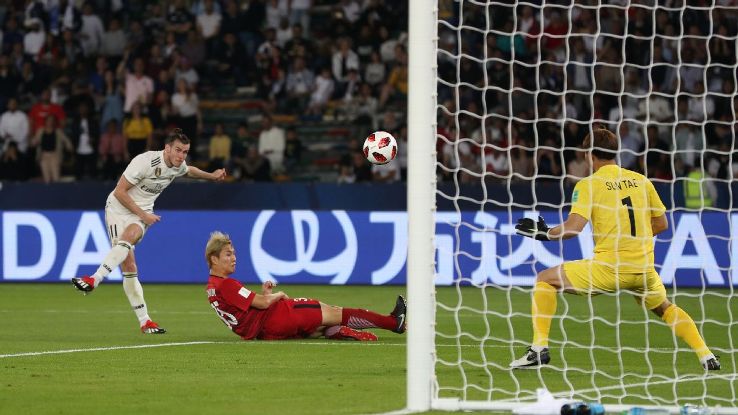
[{"left": 407, "top": 0, "right": 738, "bottom": 413}]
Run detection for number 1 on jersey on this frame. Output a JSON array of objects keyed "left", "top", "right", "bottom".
[{"left": 621, "top": 196, "right": 636, "bottom": 237}]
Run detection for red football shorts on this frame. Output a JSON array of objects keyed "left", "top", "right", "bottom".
[{"left": 259, "top": 298, "right": 323, "bottom": 340}]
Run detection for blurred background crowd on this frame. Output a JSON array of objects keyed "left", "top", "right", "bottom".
[
  {"left": 0, "top": 0, "right": 736, "bottom": 204},
  {"left": 437, "top": 0, "right": 738, "bottom": 208}
]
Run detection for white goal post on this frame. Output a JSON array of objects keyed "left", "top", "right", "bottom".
[{"left": 406, "top": 0, "right": 737, "bottom": 413}]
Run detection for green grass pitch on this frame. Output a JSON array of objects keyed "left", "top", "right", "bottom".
[{"left": 1, "top": 284, "right": 735, "bottom": 414}]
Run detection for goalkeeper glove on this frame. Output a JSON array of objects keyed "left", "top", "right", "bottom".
[{"left": 515, "top": 216, "right": 551, "bottom": 241}]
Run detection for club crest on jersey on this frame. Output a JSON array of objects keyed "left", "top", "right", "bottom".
[{"left": 154, "top": 167, "right": 162, "bottom": 177}]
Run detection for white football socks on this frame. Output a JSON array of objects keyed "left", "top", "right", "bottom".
[
  {"left": 92, "top": 240, "right": 132, "bottom": 286},
  {"left": 122, "top": 272, "right": 151, "bottom": 326}
]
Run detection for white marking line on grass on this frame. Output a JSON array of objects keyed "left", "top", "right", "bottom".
[
  {"left": 0, "top": 341, "right": 237, "bottom": 358},
  {"left": 495, "top": 373, "right": 738, "bottom": 404}
]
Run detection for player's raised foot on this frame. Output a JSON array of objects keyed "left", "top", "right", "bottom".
[
  {"left": 141, "top": 320, "right": 167, "bottom": 334},
  {"left": 71, "top": 276, "right": 96, "bottom": 294},
  {"left": 390, "top": 295, "right": 406, "bottom": 334},
  {"left": 329, "top": 326, "right": 378, "bottom": 341},
  {"left": 702, "top": 355, "right": 721, "bottom": 371},
  {"left": 510, "top": 347, "right": 550, "bottom": 369}
]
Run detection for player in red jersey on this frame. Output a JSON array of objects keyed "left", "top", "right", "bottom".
[{"left": 205, "top": 231, "right": 406, "bottom": 341}]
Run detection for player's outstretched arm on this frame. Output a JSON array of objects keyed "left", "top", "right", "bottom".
[
  {"left": 516, "top": 213, "right": 587, "bottom": 241},
  {"left": 186, "top": 166, "right": 227, "bottom": 181}
]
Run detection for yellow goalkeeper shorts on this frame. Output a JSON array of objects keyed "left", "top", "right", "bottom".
[{"left": 562, "top": 259, "right": 667, "bottom": 310}]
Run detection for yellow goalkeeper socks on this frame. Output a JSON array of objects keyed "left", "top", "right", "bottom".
[
  {"left": 532, "top": 281, "right": 557, "bottom": 348},
  {"left": 661, "top": 304, "right": 712, "bottom": 360}
]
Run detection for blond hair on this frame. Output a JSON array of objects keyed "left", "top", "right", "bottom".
[{"left": 205, "top": 231, "right": 232, "bottom": 268}]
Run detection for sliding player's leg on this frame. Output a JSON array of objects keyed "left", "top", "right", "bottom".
[
  {"left": 637, "top": 270, "right": 719, "bottom": 370},
  {"left": 320, "top": 296, "right": 406, "bottom": 334},
  {"left": 119, "top": 249, "right": 165, "bottom": 334}
]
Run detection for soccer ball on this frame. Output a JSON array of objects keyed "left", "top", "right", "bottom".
[{"left": 363, "top": 131, "right": 397, "bottom": 165}]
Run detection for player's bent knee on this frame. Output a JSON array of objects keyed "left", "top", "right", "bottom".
[{"left": 650, "top": 299, "right": 673, "bottom": 317}]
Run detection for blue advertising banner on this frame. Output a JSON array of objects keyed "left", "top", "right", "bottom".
[{"left": 1, "top": 210, "right": 736, "bottom": 287}]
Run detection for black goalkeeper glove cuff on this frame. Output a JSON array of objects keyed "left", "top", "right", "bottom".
[{"left": 515, "top": 216, "right": 551, "bottom": 241}]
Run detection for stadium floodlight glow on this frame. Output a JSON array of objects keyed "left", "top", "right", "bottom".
[{"left": 406, "top": 0, "right": 738, "bottom": 413}]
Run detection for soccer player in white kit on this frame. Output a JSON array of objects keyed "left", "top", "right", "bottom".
[{"left": 72, "top": 128, "right": 226, "bottom": 333}]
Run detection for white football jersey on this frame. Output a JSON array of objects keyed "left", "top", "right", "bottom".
[{"left": 107, "top": 151, "right": 188, "bottom": 212}]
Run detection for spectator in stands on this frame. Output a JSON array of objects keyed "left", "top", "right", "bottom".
[
  {"left": 79, "top": 3, "right": 103, "bottom": 57},
  {"left": 284, "top": 56, "right": 314, "bottom": 114},
  {"left": 173, "top": 55, "right": 200, "bottom": 87},
  {"left": 196, "top": 0, "right": 222, "bottom": 50},
  {"left": 101, "top": 17, "right": 126, "bottom": 61},
  {"left": 100, "top": 69, "right": 124, "bottom": 132},
  {"left": 349, "top": 82, "right": 378, "bottom": 129},
  {"left": 171, "top": 78, "right": 201, "bottom": 159},
  {"left": 332, "top": 37, "right": 359, "bottom": 94},
  {"left": 150, "top": 89, "right": 175, "bottom": 146},
  {"left": 167, "top": 0, "right": 195, "bottom": 43},
  {"left": 0, "top": 141, "right": 26, "bottom": 181},
  {"left": 242, "top": 145, "right": 271, "bottom": 182},
  {"left": 180, "top": 30, "right": 206, "bottom": 70},
  {"left": 510, "top": 147, "right": 533, "bottom": 182},
  {"left": 305, "top": 66, "right": 334, "bottom": 120},
  {"left": 32, "top": 114, "right": 73, "bottom": 183},
  {"left": 257, "top": 114, "right": 285, "bottom": 173},
  {"left": 617, "top": 123, "right": 642, "bottom": 171},
  {"left": 275, "top": 17, "right": 292, "bottom": 48},
  {"left": 29, "top": 88, "right": 65, "bottom": 134},
  {"left": 338, "top": 152, "right": 371, "bottom": 184},
  {"left": 484, "top": 144, "right": 509, "bottom": 180},
  {"left": 208, "top": 122, "right": 231, "bottom": 170},
  {"left": 237, "top": 0, "right": 266, "bottom": 58},
  {"left": 0, "top": 97, "right": 30, "bottom": 157},
  {"left": 0, "top": 55, "right": 19, "bottom": 111},
  {"left": 121, "top": 56, "right": 154, "bottom": 115},
  {"left": 215, "top": 32, "right": 247, "bottom": 86},
  {"left": 283, "top": 23, "right": 313, "bottom": 62},
  {"left": 283, "top": 126, "right": 303, "bottom": 174},
  {"left": 98, "top": 119, "right": 125, "bottom": 180},
  {"left": 60, "top": 29, "right": 85, "bottom": 63},
  {"left": 289, "top": 0, "right": 311, "bottom": 36},
  {"left": 23, "top": 17, "right": 45, "bottom": 59},
  {"left": 123, "top": 102, "right": 153, "bottom": 159},
  {"left": 230, "top": 121, "right": 253, "bottom": 168},
  {"left": 364, "top": 51, "right": 386, "bottom": 89},
  {"left": 379, "top": 45, "right": 408, "bottom": 109},
  {"left": 640, "top": 125, "right": 671, "bottom": 180},
  {"left": 265, "top": 0, "right": 287, "bottom": 30},
  {"left": 536, "top": 137, "right": 562, "bottom": 180},
  {"left": 69, "top": 101, "right": 98, "bottom": 180},
  {"left": 566, "top": 149, "right": 588, "bottom": 185}
]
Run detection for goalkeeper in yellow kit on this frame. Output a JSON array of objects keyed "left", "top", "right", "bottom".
[{"left": 510, "top": 127, "right": 720, "bottom": 371}]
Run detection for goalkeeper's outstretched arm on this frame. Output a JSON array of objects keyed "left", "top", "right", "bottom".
[
  {"left": 515, "top": 213, "right": 587, "bottom": 241},
  {"left": 545, "top": 213, "right": 588, "bottom": 241}
]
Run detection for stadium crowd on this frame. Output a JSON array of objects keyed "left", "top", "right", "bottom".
[
  {"left": 0, "top": 0, "right": 736, "bottom": 203},
  {"left": 0, "top": 0, "right": 408, "bottom": 183},
  {"left": 437, "top": 0, "right": 738, "bottom": 207}
]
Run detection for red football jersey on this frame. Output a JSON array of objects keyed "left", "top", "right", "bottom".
[{"left": 206, "top": 276, "right": 269, "bottom": 340}]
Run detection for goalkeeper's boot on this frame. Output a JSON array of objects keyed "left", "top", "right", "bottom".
[
  {"left": 509, "top": 346, "right": 550, "bottom": 369},
  {"left": 329, "top": 326, "right": 378, "bottom": 341},
  {"left": 390, "top": 295, "right": 407, "bottom": 334},
  {"left": 702, "top": 356, "right": 721, "bottom": 371},
  {"left": 141, "top": 320, "right": 167, "bottom": 334},
  {"left": 71, "top": 276, "right": 96, "bottom": 294}
]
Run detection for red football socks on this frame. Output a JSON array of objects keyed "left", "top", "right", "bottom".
[{"left": 341, "top": 308, "right": 396, "bottom": 330}]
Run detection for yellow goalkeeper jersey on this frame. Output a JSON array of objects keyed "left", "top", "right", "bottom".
[{"left": 569, "top": 164, "right": 667, "bottom": 271}]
